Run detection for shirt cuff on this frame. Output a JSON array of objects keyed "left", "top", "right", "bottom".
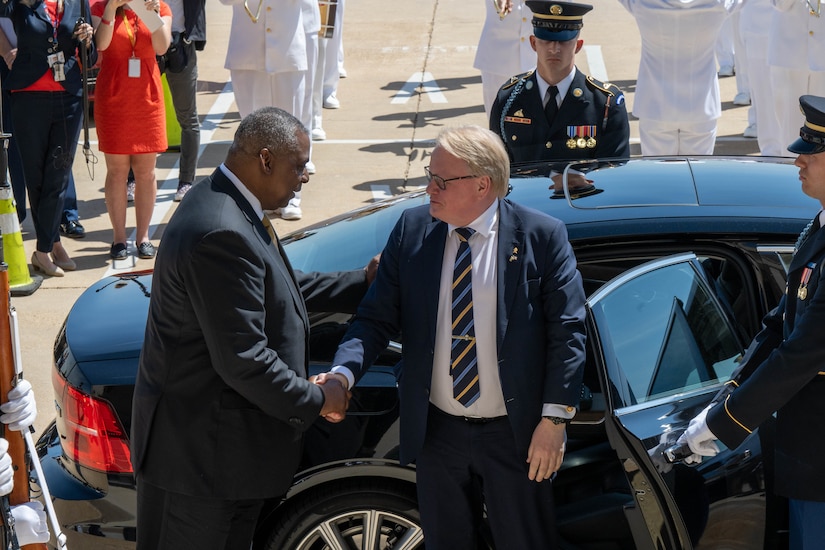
[
  {"left": 542, "top": 403, "right": 576, "bottom": 419},
  {"left": 331, "top": 366, "right": 355, "bottom": 390}
]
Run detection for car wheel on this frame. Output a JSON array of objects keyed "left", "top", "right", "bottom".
[{"left": 263, "top": 479, "right": 423, "bottom": 550}]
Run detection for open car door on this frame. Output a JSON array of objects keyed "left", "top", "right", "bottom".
[{"left": 586, "top": 253, "right": 770, "bottom": 550}]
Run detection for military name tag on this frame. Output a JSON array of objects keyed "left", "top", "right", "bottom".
[{"left": 504, "top": 116, "right": 531, "bottom": 124}]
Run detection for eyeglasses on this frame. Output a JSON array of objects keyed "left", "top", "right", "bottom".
[{"left": 424, "top": 166, "right": 479, "bottom": 191}]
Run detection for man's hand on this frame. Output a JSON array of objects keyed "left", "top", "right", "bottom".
[
  {"left": 526, "top": 419, "right": 566, "bottom": 482},
  {"left": 1, "top": 379, "right": 37, "bottom": 432},
  {"left": 676, "top": 405, "right": 719, "bottom": 461},
  {"left": 364, "top": 253, "right": 381, "bottom": 285},
  {"left": 314, "top": 372, "right": 351, "bottom": 423},
  {"left": 11, "top": 501, "right": 50, "bottom": 546}
]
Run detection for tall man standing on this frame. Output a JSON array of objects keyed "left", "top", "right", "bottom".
[
  {"left": 682, "top": 95, "right": 825, "bottom": 550},
  {"left": 326, "top": 125, "right": 587, "bottom": 548},
  {"left": 131, "top": 108, "right": 373, "bottom": 549},
  {"left": 490, "top": 1, "right": 630, "bottom": 163}
]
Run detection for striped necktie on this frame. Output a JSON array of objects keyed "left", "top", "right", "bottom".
[{"left": 451, "top": 227, "right": 480, "bottom": 406}]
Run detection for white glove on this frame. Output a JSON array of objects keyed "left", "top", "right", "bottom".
[
  {"left": 0, "top": 379, "right": 37, "bottom": 432},
  {"left": 0, "top": 438, "right": 14, "bottom": 496},
  {"left": 10, "top": 501, "right": 50, "bottom": 546},
  {"left": 677, "top": 404, "right": 719, "bottom": 460}
]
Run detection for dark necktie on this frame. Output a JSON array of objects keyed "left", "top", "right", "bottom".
[
  {"left": 451, "top": 227, "right": 480, "bottom": 406},
  {"left": 262, "top": 215, "right": 277, "bottom": 242},
  {"left": 545, "top": 85, "right": 559, "bottom": 124}
]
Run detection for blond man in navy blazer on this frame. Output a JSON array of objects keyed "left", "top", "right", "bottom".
[{"left": 327, "top": 125, "right": 587, "bottom": 548}]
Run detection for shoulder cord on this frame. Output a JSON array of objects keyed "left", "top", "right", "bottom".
[{"left": 499, "top": 77, "right": 526, "bottom": 144}]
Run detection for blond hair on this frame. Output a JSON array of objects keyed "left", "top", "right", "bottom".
[{"left": 435, "top": 126, "right": 510, "bottom": 198}]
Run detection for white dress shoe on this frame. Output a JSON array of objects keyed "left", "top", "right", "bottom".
[
  {"left": 732, "top": 92, "right": 751, "bottom": 106},
  {"left": 306, "top": 161, "right": 316, "bottom": 175},
  {"left": 718, "top": 65, "right": 734, "bottom": 77},
  {"left": 743, "top": 123, "right": 758, "bottom": 138},
  {"left": 323, "top": 94, "right": 340, "bottom": 109},
  {"left": 312, "top": 127, "right": 327, "bottom": 141}
]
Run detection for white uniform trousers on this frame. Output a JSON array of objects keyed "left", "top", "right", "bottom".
[
  {"left": 770, "top": 67, "right": 825, "bottom": 155},
  {"left": 742, "top": 35, "right": 782, "bottom": 156},
  {"left": 639, "top": 118, "right": 717, "bottom": 156},
  {"left": 231, "top": 69, "right": 306, "bottom": 121},
  {"left": 482, "top": 71, "right": 517, "bottom": 122}
]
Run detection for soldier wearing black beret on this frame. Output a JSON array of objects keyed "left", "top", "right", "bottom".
[{"left": 490, "top": 1, "right": 630, "bottom": 164}]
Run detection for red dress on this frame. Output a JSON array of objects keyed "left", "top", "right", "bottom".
[{"left": 92, "top": 1, "right": 170, "bottom": 154}]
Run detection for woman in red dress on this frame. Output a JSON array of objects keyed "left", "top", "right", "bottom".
[{"left": 92, "top": 0, "right": 170, "bottom": 260}]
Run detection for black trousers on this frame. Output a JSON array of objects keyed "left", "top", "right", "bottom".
[
  {"left": 10, "top": 90, "right": 82, "bottom": 252},
  {"left": 136, "top": 476, "right": 264, "bottom": 550},
  {"left": 415, "top": 406, "right": 558, "bottom": 550}
]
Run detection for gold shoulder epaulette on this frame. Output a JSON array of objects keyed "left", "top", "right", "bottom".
[
  {"left": 501, "top": 69, "right": 535, "bottom": 91},
  {"left": 586, "top": 75, "right": 616, "bottom": 97}
]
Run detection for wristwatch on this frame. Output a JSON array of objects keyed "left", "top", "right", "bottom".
[{"left": 542, "top": 416, "right": 570, "bottom": 425}]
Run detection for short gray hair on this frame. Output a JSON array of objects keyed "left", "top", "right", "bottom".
[
  {"left": 435, "top": 126, "right": 510, "bottom": 198},
  {"left": 230, "top": 107, "right": 308, "bottom": 158}
]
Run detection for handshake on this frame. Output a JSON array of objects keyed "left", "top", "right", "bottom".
[{"left": 311, "top": 372, "right": 352, "bottom": 423}]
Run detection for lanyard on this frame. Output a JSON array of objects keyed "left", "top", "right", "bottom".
[
  {"left": 45, "top": 0, "right": 64, "bottom": 50},
  {"left": 121, "top": 10, "right": 137, "bottom": 52}
]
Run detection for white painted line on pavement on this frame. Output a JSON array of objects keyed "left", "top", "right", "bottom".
[
  {"left": 104, "top": 78, "right": 236, "bottom": 277},
  {"left": 391, "top": 72, "right": 448, "bottom": 104}
]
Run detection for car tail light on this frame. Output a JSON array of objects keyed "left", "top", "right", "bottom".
[{"left": 53, "top": 369, "right": 133, "bottom": 474}]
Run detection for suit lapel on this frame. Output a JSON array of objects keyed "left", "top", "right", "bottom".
[
  {"left": 422, "top": 220, "right": 448, "bottom": 351},
  {"left": 211, "top": 170, "right": 309, "bottom": 331},
  {"left": 496, "top": 200, "right": 524, "bottom": 352}
]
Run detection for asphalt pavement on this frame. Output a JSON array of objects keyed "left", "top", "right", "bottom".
[{"left": 8, "top": 0, "right": 763, "bottom": 436}]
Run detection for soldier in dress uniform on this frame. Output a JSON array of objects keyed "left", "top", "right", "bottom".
[
  {"left": 489, "top": 0, "right": 630, "bottom": 163},
  {"left": 681, "top": 95, "right": 825, "bottom": 550}
]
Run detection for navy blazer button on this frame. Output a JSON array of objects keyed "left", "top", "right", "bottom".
[{"left": 289, "top": 417, "right": 304, "bottom": 426}]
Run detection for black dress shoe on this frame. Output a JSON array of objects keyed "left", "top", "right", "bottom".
[{"left": 60, "top": 220, "right": 86, "bottom": 239}]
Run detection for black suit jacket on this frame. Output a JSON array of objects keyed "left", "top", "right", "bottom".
[
  {"left": 0, "top": 0, "right": 96, "bottom": 95},
  {"left": 132, "top": 168, "right": 368, "bottom": 500},
  {"left": 332, "top": 200, "right": 587, "bottom": 465},
  {"left": 490, "top": 68, "right": 630, "bottom": 163},
  {"left": 708, "top": 216, "right": 825, "bottom": 501}
]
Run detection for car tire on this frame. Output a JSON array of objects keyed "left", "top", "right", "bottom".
[{"left": 263, "top": 479, "right": 423, "bottom": 550}]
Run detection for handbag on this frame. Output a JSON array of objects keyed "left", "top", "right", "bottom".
[{"left": 158, "top": 32, "right": 193, "bottom": 74}]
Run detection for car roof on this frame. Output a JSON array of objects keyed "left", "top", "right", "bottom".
[{"left": 505, "top": 157, "right": 820, "bottom": 238}]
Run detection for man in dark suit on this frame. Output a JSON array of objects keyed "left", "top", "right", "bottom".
[
  {"left": 131, "top": 107, "right": 373, "bottom": 550},
  {"left": 490, "top": 1, "right": 630, "bottom": 164},
  {"left": 324, "top": 125, "right": 587, "bottom": 548},
  {"left": 682, "top": 95, "right": 825, "bottom": 549}
]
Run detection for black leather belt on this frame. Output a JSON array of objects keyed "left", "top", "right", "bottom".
[{"left": 429, "top": 404, "right": 507, "bottom": 424}]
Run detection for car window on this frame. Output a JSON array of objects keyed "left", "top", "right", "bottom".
[{"left": 589, "top": 259, "right": 742, "bottom": 409}]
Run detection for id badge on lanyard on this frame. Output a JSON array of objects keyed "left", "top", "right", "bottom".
[{"left": 123, "top": 12, "right": 141, "bottom": 78}]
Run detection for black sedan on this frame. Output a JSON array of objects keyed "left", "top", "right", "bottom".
[{"left": 38, "top": 157, "right": 819, "bottom": 549}]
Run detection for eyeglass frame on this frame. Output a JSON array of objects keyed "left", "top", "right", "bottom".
[{"left": 424, "top": 166, "right": 480, "bottom": 191}]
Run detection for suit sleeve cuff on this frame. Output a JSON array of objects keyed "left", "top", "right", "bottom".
[
  {"left": 542, "top": 403, "right": 576, "bottom": 419},
  {"left": 331, "top": 366, "right": 355, "bottom": 390}
]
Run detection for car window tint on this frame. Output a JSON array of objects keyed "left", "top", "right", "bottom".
[{"left": 590, "top": 262, "right": 741, "bottom": 408}]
